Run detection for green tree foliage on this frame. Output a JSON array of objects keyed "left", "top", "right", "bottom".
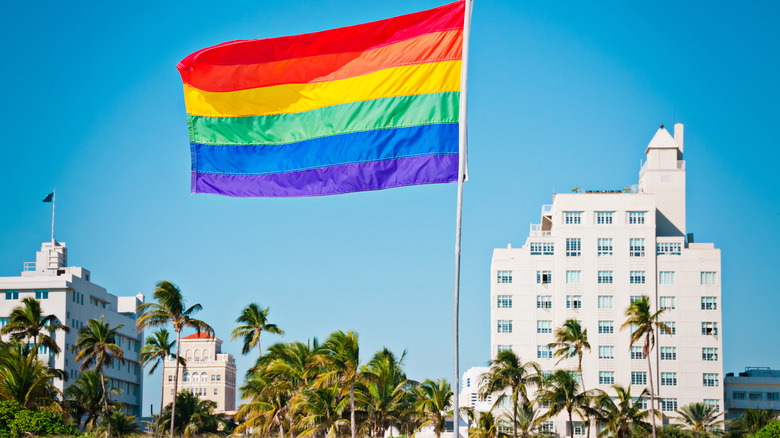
[
  {"left": 317, "top": 331, "right": 361, "bottom": 438},
  {"left": 136, "top": 280, "right": 213, "bottom": 438},
  {"left": 231, "top": 303, "right": 284, "bottom": 358},
  {"left": 548, "top": 319, "right": 590, "bottom": 390},
  {"left": 729, "top": 409, "right": 777, "bottom": 437},
  {"left": 64, "top": 369, "right": 121, "bottom": 432},
  {"left": 537, "top": 370, "right": 601, "bottom": 438},
  {"left": 415, "top": 378, "right": 452, "bottom": 438},
  {"left": 0, "top": 400, "right": 79, "bottom": 438},
  {"left": 139, "top": 328, "right": 184, "bottom": 419},
  {"left": 469, "top": 411, "right": 508, "bottom": 438},
  {"left": 96, "top": 410, "right": 143, "bottom": 438},
  {"left": 157, "top": 390, "right": 228, "bottom": 437},
  {"left": 357, "top": 348, "right": 413, "bottom": 438},
  {"left": 0, "top": 343, "right": 61, "bottom": 410},
  {"left": 589, "top": 385, "right": 651, "bottom": 437},
  {"left": 675, "top": 402, "right": 724, "bottom": 437},
  {"left": 751, "top": 420, "right": 780, "bottom": 438},
  {"left": 0, "top": 297, "right": 69, "bottom": 356}
]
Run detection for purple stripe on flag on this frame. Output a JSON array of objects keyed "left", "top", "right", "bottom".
[{"left": 192, "top": 154, "right": 458, "bottom": 197}]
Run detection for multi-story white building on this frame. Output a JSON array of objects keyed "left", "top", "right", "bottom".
[
  {"left": 0, "top": 240, "right": 145, "bottom": 416},
  {"left": 490, "top": 124, "right": 723, "bottom": 436},
  {"left": 161, "top": 332, "right": 237, "bottom": 413},
  {"left": 459, "top": 367, "right": 493, "bottom": 413}
]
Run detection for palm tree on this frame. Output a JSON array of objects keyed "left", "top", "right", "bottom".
[
  {"left": 136, "top": 280, "right": 213, "bottom": 438},
  {"left": 415, "top": 378, "right": 453, "bottom": 438},
  {"left": 96, "top": 410, "right": 143, "bottom": 438},
  {"left": 548, "top": 319, "right": 590, "bottom": 391},
  {"left": 357, "top": 348, "right": 412, "bottom": 437},
  {"left": 469, "top": 411, "right": 508, "bottom": 438},
  {"left": 480, "top": 350, "right": 541, "bottom": 438},
  {"left": 508, "top": 403, "right": 553, "bottom": 438},
  {"left": 536, "top": 370, "right": 600, "bottom": 438},
  {"left": 589, "top": 385, "right": 652, "bottom": 437},
  {"left": 72, "top": 316, "right": 125, "bottom": 438},
  {"left": 0, "top": 297, "right": 69, "bottom": 356},
  {"left": 294, "top": 386, "right": 351, "bottom": 438},
  {"left": 157, "top": 390, "right": 227, "bottom": 437},
  {"left": 0, "top": 342, "right": 61, "bottom": 409},
  {"left": 231, "top": 303, "right": 284, "bottom": 358},
  {"left": 316, "top": 330, "right": 361, "bottom": 438},
  {"left": 622, "top": 295, "right": 671, "bottom": 438},
  {"left": 64, "top": 369, "right": 121, "bottom": 431},
  {"left": 675, "top": 403, "right": 724, "bottom": 437},
  {"left": 727, "top": 408, "right": 775, "bottom": 436},
  {"left": 139, "top": 328, "right": 185, "bottom": 418}
]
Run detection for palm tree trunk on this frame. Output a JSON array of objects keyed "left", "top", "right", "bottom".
[
  {"left": 100, "top": 367, "right": 112, "bottom": 438},
  {"left": 280, "top": 423, "right": 285, "bottom": 438},
  {"left": 350, "top": 380, "right": 356, "bottom": 438},
  {"left": 159, "top": 360, "right": 165, "bottom": 430},
  {"left": 646, "top": 338, "right": 657, "bottom": 438},
  {"left": 512, "top": 390, "right": 518, "bottom": 438},
  {"left": 568, "top": 409, "right": 573, "bottom": 438},
  {"left": 171, "top": 328, "right": 181, "bottom": 438}
]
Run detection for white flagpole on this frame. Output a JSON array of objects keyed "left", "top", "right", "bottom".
[
  {"left": 51, "top": 189, "right": 55, "bottom": 242},
  {"left": 453, "top": 0, "right": 473, "bottom": 435}
]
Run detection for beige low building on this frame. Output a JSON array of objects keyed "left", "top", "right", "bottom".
[{"left": 162, "top": 332, "right": 237, "bottom": 412}]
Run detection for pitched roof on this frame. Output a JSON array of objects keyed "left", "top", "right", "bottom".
[
  {"left": 181, "top": 332, "right": 216, "bottom": 340},
  {"left": 646, "top": 126, "right": 680, "bottom": 151}
]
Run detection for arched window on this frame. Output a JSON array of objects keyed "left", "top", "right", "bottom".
[
  {"left": 183, "top": 372, "right": 190, "bottom": 382},
  {"left": 203, "top": 349, "right": 210, "bottom": 360},
  {"left": 194, "top": 349, "right": 201, "bottom": 361},
  {"left": 201, "top": 372, "right": 208, "bottom": 382}
]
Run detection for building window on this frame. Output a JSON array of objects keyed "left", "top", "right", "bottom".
[
  {"left": 702, "top": 348, "right": 719, "bottom": 361},
  {"left": 702, "top": 322, "right": 718, "bottom": 336},
  {"left": 598, "top": 296, "right": 613, "bottom": 309},
  {"left": 630, "top": 297, "right": 642, "bottom": 305},
  {"left": 659, "top": 272, "right": 675, "bottom": 285},
  {"left": 497, "top": 295, "right": 512, "bottom": 309},
  {"left": 633, "top": 398, "right": 648, "bottom": 410},
  {"left": 630, "top": 271, "right": 646, "bottom": 284},
  {"left": 701, "top": 297, "right": 717, "bottom": 310},
  {"left": 537, "top": 345, "right": 553, "bottom": 359},
  {"left": 497, "top": 270, "right": 512, "bottom": 284},
  {"left": 599, "top": 371, "right": 615, "bottom": 385},
  {"left": 660, "top": 296, "right": 676, "bottom": 310},
  {"left": 703, "top": 373, "right": 719, "bottom": 387},
  {"left": 537, "top": 271, "right": 552, "bottom": 284},
  {"left": 661, "top": 399, "right": 678, "bottom": 412},
  {"left": 565, "top": 212, "right": 582, "bottom": 224},
  {"left": 629, "top": 211, "right": 645, "bottom": 224},
  {"left": 497, "top": 345, "right": 512, "bottom": 353},
  {"left": 704, "top": 399, "right": 720, "bottom": 410},
  {"left": 661, "top": 322, "right": 676, "bottom": 335},
  {"left": 631, "top": 371, "right": 647, "bottom": 385},
  {"left": 768, "top": 393, "right": 780, "bottom": 401},
  {"left": 598, "top": 346, "right": 614, "bottom": 359},
  {"left": 749, "top": 392, "right": 764, "bottom": 401},
  {"left": 530, "top": 242, "right": 554, "bottom": 255},
  {"left": 660, "top": 347, "right": 677, "bottom": 361},
  {"left": 35, "top": 289, "right": 49, "bottom": 299},
  {"left": 657, "top": 242, "right": 682, "bottom": 255},
  {"left": 566, "top": 271, "right": 581, "bottom": 284},
  {"left": 598, "top": 321, "right": 614, "bottom": 334},
  {"left": 631, "top": 346, "right": 645, "bottom": 360},
  {"left": 537, "top": 321, "right": 552, "bottom": 334},
  {"left": 598, "top": 271, "right": 613, "bottom": 284},
  {"left": 596, "top": 211, "right": 613, "bottom": 224},
  {"left": 630, "top": 238, "right": 645, "bottom": 257},
  {"left": 168, "top": 375, "right": 174, "bottom": 382},
  {"left": 183, "top": 372, "right": 190, "bottom": 382},
  {"left": 4, "top": 290, "right": 19, "bottom": 300},
  {"left": 701, "top": 272, "right": 717, "bottom": 285},
  {"left": 214, "top": 388, "right": 218, "bottom": 395},
  {"left": 733, "top": 392, "right": 746, "bottom": 400},
  {"left": 661, "top": 372, "right": 677, "bottom": 386},
  {"left": 566, "top": 238, "right": 581, "bottom": 257},
  {"left": 566, "top": 295, "right": 582, "bottom": 309},
  {"left": 497, "top": 320, "right": 512, "bottom": 334},
  {"left": 573, "top": 422, "right": 585, "bottom": 436},
  {"left": 539, "top": 422, "right": 554, "bottom": 433},
  {"left": 537, "top": 295, "right": 552, "bottom": 309},
  {"left": 597, "top": 238, "right": 613, "bottom": 256}
]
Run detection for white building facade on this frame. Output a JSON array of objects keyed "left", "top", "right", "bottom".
[
  {"left": 0, "top": 240, "right": 145, "bottom": 416},
  {"left": 490, "top": 124, "right": 723, "bottom": 436},
  {"left": 724, "top": 368, "right": 780, "bottom": 420}
]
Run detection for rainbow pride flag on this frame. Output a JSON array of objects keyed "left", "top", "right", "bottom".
[{"left": 178, "top": 1, "right": 465, "bottom": 197}]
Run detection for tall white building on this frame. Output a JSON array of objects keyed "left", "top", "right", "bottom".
[
  {"left": 0, "top": 240, "right": 145, "bottom": 416},
  {"left": 490, "top": 124, "right": 723, "bottom": 436}
]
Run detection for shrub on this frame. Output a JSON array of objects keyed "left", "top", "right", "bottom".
[
  {"left": 752, "top": 420, "right": 780, "bottom": 438},
  {"left": 0, "top": 401, "right": 80, "bottom": 438}
]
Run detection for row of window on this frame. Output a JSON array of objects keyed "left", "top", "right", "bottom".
[
  {"left": 176, "top": 387, "right": 219, "bottom": 396},
  {"left": 521, "top": 295, "right": 718, "bottom": 312},
  {"left": 525, "top": 240, "right": 684, "bottom": 257},
  {"left": 732, "top": 392, "right": 780, "bottom": 401},
  {"left": 502, "top": 342, "right": 719, "bottom": 362},
  {"left": 3, "top": 289, "right": 50, "bottom": 300},
  {"left": 175, "top": 371, "right": 224, "bottom": 383},
  {"left": 499, "top": 269, "right": 719, "bottom": 285},
  {"left": 564, "top": 211, "right": 646, "bottom": 225}
]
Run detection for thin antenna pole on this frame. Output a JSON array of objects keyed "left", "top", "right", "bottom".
[
  {"left": 51, "top": 189, "right": 56, "bottom": 242},
  {"left": 453, "top": 0, "right": 473, "bottom": 435}
]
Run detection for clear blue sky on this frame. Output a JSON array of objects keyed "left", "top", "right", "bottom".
[{"left": 1, "top": 1, "right": 778, "bottom": 416}]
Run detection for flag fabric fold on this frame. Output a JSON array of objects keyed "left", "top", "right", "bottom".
[
  {"left": 178, "top": 1, "right": 465, "bottom": 197},
  {"left": 42, "top": 193, "right": 53, "bottom": 203}
]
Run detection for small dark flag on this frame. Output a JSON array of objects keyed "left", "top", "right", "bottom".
[{"left": 42, "top": 193, "right": 53, "bottom": 203}]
